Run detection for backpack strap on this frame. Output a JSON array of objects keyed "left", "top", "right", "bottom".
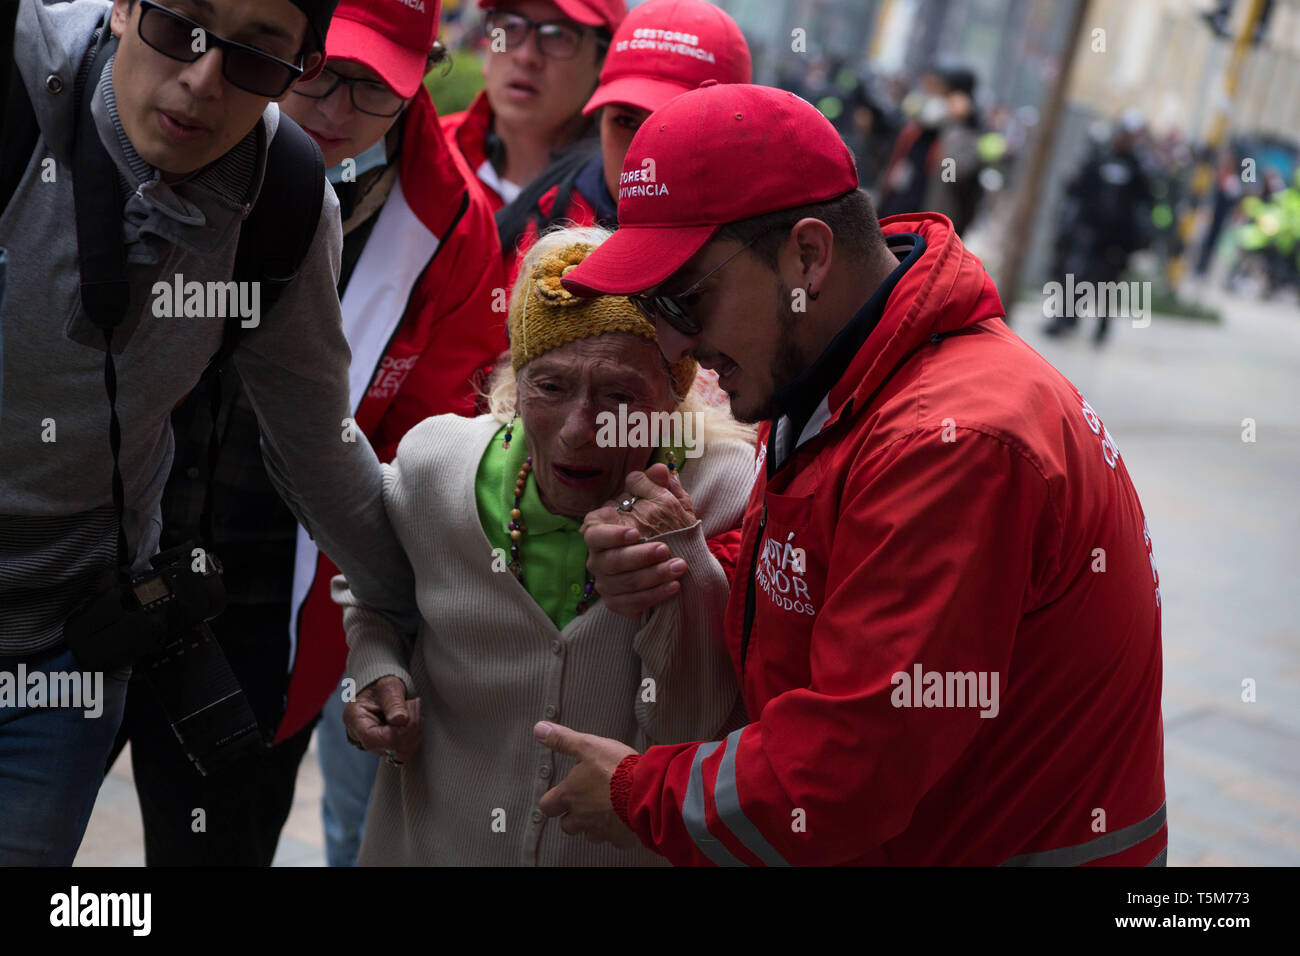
[
  {"left": 1, "top": 0, "right": 40, "bottom": 218},
  {"left": 194, "top": 113, "right": 324, "bottom": 545},
  {"left": 203, "top": 113, "right": 325, "bottom": 374},
  {"left": 495, "top": 136, "right": 599, "bottom": 257},
  {"left": 234, "top": 114, "right": 325, "bottom": 310}
]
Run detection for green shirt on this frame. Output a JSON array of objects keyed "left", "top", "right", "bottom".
[
  {"left": 475, "top": 421, "right": 688, "bottom": 630},
  {"left": 476, "top": 422, "right": 592, "bottom": 630}
]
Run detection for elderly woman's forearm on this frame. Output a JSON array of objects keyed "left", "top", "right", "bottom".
[{"left": 333, "top": 577, "right": 418, "bottom": 698}]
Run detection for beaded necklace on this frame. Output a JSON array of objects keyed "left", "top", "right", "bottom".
[{"left": 503, "top": 421, "right": 598, "bottom": 615}]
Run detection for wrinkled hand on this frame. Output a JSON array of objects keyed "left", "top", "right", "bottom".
[
  {"left": 343, "top": 675, "right": 422, "bottom": 763},
  {"left": 604, "top": 464, "right": 697, "bottom": 538},
  {"left": 582, "top": 465, "right": 698, "bottom": 620},
  {"left": 535, "top": 722, "right": 640, "bottom": 848}
]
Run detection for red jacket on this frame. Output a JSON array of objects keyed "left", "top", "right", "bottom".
[
  {"left": 276, "top": 87, "right": 508, "bottom": 742},
  {"left": 441, "top": 90, "right": 507, "bottom": 214},
  {"left": 611, "top": 213, "right": 1166, "bottom": 865}
]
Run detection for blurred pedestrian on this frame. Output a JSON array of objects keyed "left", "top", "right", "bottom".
[
  {"left": 877, "top": 65, "right": 985, "bottom": 235},
  {"left": 1044, "top": 111, "right": 1154, "bottom": 343},
  {"left": 1196, "top": 149, "right": 1244, "bottom": 277}
]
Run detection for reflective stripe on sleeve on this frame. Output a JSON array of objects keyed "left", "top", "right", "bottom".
[
  {"left": 682, "top": 741, "right": 745, "bottom": 867},
  {"left": 714, "top": 728, "right": 790, "bottom": 867},
  {"left": 1001, "top": 802, "right": 1168, "bottom": 866}
]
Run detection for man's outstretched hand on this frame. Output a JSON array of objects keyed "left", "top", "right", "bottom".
[{"left": 535, "top": 722, "right": 640, "bottom": 848}]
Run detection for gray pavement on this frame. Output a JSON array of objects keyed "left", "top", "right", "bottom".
[{"left": 73, "top": 284, "right": 1300, "bottom": 867}]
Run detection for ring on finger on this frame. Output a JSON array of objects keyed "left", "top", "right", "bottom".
[
  {"left": 384, "top": 748, "right": 403, "bottom": 768},
  {"left": 617, "top": 494, "right": 639, "bottom": 513}
]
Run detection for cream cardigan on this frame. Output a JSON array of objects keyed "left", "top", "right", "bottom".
[{"left": 333, "top": 413, "right": 755, "bottom": 866}]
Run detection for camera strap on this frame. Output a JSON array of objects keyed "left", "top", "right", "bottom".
[{"left": 70, "top": 28, "right": 132, "bottom": 591}]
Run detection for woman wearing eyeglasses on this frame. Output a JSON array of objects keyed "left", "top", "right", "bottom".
[
  {"left": 335, "top": 228, "right": 754, "bottom": 866},
  {"left": 441, "top": 1, "right": 626, "bottom": 214},
  {"left": 496, "top": 0, "right": 752, "bottom": 286}
]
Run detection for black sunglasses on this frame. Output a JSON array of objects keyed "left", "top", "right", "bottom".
[
  {"left": 630, "top": 236, "right": 762, "bottom": 337},
  {"left": 482, "top": 10, "right": 605, "bottom": 61},
  {"left": 136, "top": 0, "right": 305, "bottom": 98},
  {"left": 291, "top": 67, "right": 406, "bottom": 117}
]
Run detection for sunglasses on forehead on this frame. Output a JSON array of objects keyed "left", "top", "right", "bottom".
[
  {"left": 135, "top": 0, "right": 306, "bottom": 98},
  {"left": 629, "top": 235, "right": 763, "bottom": 337}
]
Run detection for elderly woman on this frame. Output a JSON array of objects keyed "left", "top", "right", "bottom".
[{"left": 334, "top": 227, "right": 755, "bottom": 865}]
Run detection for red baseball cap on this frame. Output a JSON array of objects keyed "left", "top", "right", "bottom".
[
  {"left": 582, "top": 0, "right": 752, "bottom": 117},
  {"left": 562, "top": 83, "right": 859, "bottom": 296},
  {"left": 477, "top": 0, "right": 627, "bottom": 31},
  {"left": 326, "top": 0, "right": 442, "bottom": 99}
]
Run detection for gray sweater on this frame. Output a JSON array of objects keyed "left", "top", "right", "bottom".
[{"left": 0, "top": 0, "right": 416, "bottom": 654}]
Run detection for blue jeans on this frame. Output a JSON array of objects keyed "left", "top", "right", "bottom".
[
  {"left": 0, "top": 645, "right": 130, "bottom": 865},
  {"left": 317, "top": 685, "right": 378, "bottom": 867}
]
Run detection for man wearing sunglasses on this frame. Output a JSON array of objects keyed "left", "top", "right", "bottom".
[
  {"left": 0, "top": 0, "right": 423, "bottom": 865},
  {"left": 532, "top": 84, "right": 1167, "bottom": 867},
  {"left": 95, "top": 1, "right": 507, "bottom": 867},
  {"left": 441, "top": 0, "right": 624, "bottom": 215}
]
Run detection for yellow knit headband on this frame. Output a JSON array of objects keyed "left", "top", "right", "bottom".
[{"left": 509, "top": 242, "right": 698, "bottom": 400}]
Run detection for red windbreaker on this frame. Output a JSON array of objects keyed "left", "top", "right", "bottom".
[
  {"left": 441, "top": 91, "right": 508, "bottom": 213},
  {"left": 275, "top": 88, "right": 508, "bottom": 741},
  {"left": 611, "top": 213, "right": 1167, "bottom": 866}
]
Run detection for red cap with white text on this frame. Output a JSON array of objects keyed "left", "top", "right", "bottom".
[
  {"left": 326, "top": 0, "right": 442, "bottom": 99},
  {"left": 582, "top": 0, "right": 752, "bottom": 117},
  {"left": 562, "top": 82, "right": 858, "bottom": 296},
  {"left": 477, "top": 0, "right": 627, "bottom": 31}
]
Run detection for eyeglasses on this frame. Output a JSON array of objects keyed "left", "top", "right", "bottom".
[
  {"left": 482, "top": 10, "right": 605, "bottom": 61},
  {"left": 631, "top": 236, "right": 762, "bottom": 337},
  {"left": 136, "top": 0, "right": 304, "bottom": 98},
  {"left": 291, "top": 67, "right": 405, "bottom": 117}
]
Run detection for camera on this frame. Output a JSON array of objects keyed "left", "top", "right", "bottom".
[{"left": 65, "top": 542, "right": 264, "bottom": 776}]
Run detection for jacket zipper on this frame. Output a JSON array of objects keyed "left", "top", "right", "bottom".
[{"left": 738, "top": 502, "right": 766, "bottom": 673}]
